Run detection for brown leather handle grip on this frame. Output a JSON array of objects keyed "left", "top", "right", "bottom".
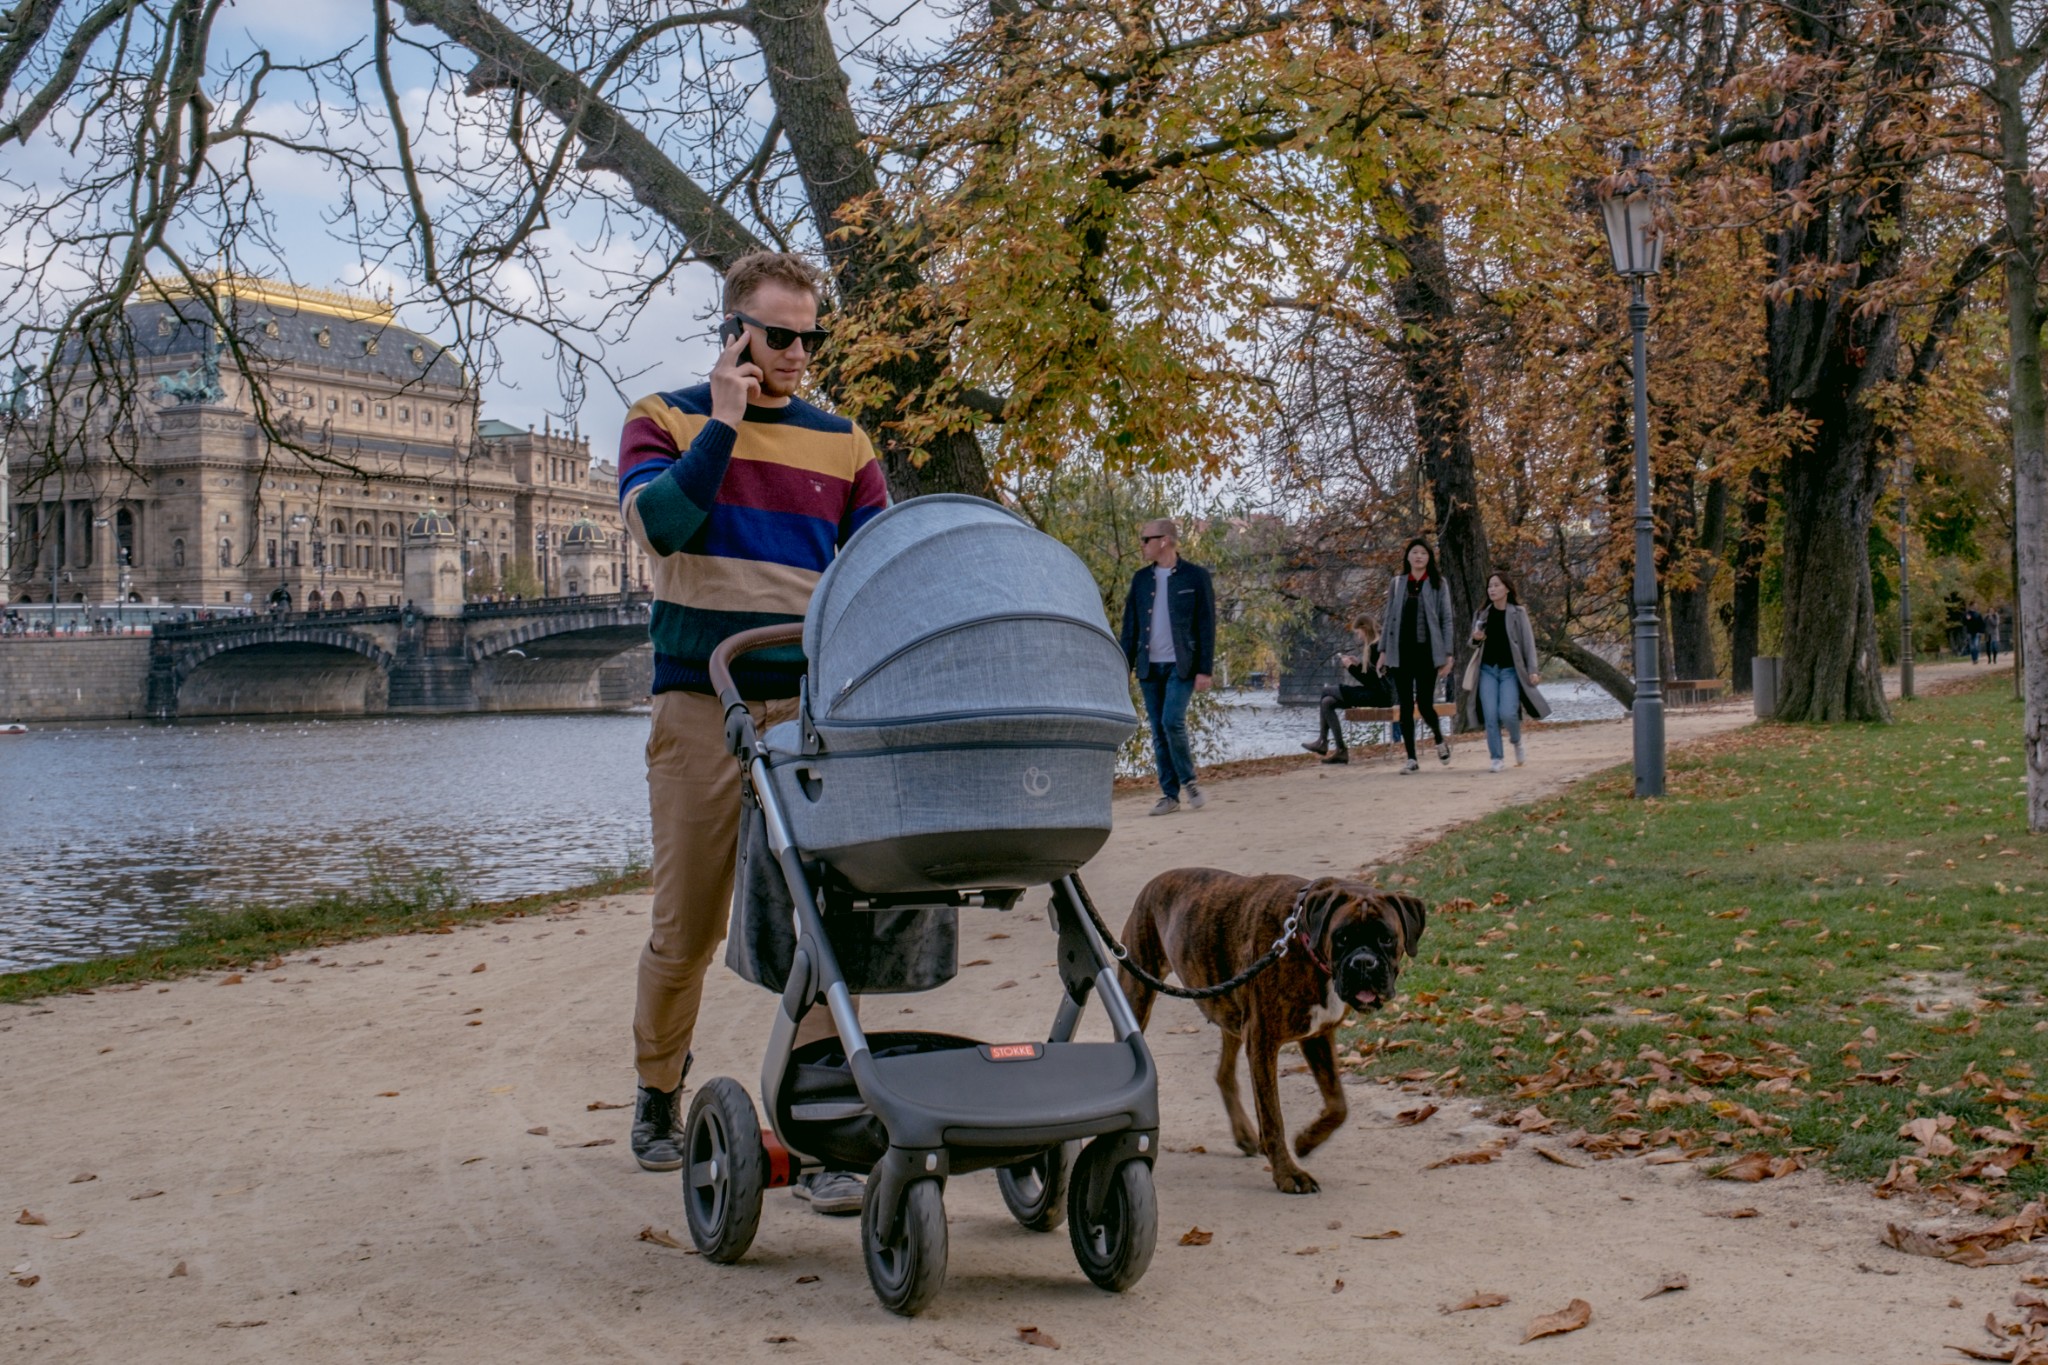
[{"left": 708, "top": 623, "right": 805, "bottom": 704}]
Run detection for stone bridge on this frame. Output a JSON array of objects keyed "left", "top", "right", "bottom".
[{"left": 144, "top": 594, "right": 655, "bottom": 719}]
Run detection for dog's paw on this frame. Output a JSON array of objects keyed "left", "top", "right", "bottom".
[
  {"left": 1233, "top": 1132, "right": 1260, "bottom": 1157},
  {"left": 1272, "top": 1167, "right": 1320, "bottom": 1195}
]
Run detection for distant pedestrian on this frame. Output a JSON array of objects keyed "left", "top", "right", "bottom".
[
  {"left": 1462, "top": 571, "right": 1551, "bottom": 772},
  {"left": 1379, "top": 537, "right": 1455, "bottom": 773},
  {"left": 1119, "top": 516, "right": 1215, "bottom": 815},
  {"left": 1301, "top": 614, "right": 1393, "bottom": 764},
  {"left": 1965, "top": 607, "right": 1985, "bottom": 663},
  {"left": 1988, "top": 609, "right": 2004, "bottom": 665}
]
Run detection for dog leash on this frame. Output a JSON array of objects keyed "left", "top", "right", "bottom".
[{"left": 1070, "top": 879, "right": 1312, "bottom": 1001}]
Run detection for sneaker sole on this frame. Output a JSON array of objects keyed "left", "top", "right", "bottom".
[
  {"left": 792, "top": 1188, "right": 864, "bottom": 1216},
  {"left": 634, "top": 1151, "right": 684, "bottom": 1172}
]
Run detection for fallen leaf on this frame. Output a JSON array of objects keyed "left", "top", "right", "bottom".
[
  {"left": 15, "top": 1210, "right": 45, "bottom": 1226},
  {"left": 961, "top": 958, "right": 992, "bottom": 968},
  {"left": 1883, "top": 1224, "right": 2034, "bottom": 1267},
  {"left": 1395, "top": 1103, "right": 1439, "bottom": 1126},
  {"left": 68, "top": 1173, "right": 95, "bottom": 1184},
  {"left": 576, "top": 1138, "right": 615, "bottom": 1148},
  {"left": 1512, "top": 1106, "right": 1554, "bottom": 1133},
  {"left": 526, "top": 1126, "right": 549, "bottom": 1136},
  {"left": 586, "top": 1100, "right": 628, "bottom": 1111},
  {"left": 1425, "top": 1145, "right": 1503, "bottom": 1169},
  {"left": 1536, "top": 1148, "right": 1584, "bottom": 1168},
  {"left": 637, "top": 1225, "right": 684, "bottom": 1249},
  {"left": 1710, "top": 1152, "right": 1799, "bottom": 1182},
  {"left": 215, "top": 1321, "right": 267, "bottom": 1329},
  {"left": 460, "top": 1156, "right": 485, "bottom": 1165},
  {"left": 1642, "top": 1272, "right": 1689, "bottom": 1299},
  {"left": 1706, "top": 1207, "right": 1759, "bottom": 1219},
  {"left": 169, "top": 1261, "right": 187, "bottom": 1278},
  {"left": 1354, "top": 1230, "right": 1404, "bottom": 1240},
  {"left": 795, "top": 1274, "right": 819, "bottom": 1284},
  {"left": 1326, "top": 1220, "right": 1343, "bottom": 1231},
  {"left": 129, "top": 1190, "right": 164, "bottom": 1201},
  {"left": 764, "top": 1335, "right": 796, "bottom": 1345},
  {"left": 1018, "top": 1326, "right": 1061, "bottom": 1349},
  {"left": 48, "top": 1230, "right": 83, "bottom": 1241},
  {"left": 217, "top": 974, "right": 242, "bottom": 986},
  {"left": 1178, "top": 1227, "right": 1214, "bottom": 1247},
  {"left": 13, "top": 1275, "right": 38, "bottom": 1289},
  {"left": 1522, "top": 1298, "right": 1593, "bottom": 1343},
  {"left": 471, "top": 963, "right": 487, "bottom": 973},
  {"left": 994, "top": 980, "right": 1018, "bottom": 990},
  {"left": 1332, "top": 1279, "right": 1346, "bottom": 1293},
  {"left": 1443, "top": 1292, "right": 1510, "bottom": 1313},
  {"left": 1294, "top": 1245, "right": 1321, "bottom": 1255},
  {"left": 1643, "top": 1149, "right": 1694, "bottom": 1166},
  {"left": 375, "top": 1091, "right": 399, "bottom": 1098}
]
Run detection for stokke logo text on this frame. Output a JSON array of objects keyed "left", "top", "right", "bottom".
[{"left": 1021, "top": 766, "right": 1052, "bottom": 797}]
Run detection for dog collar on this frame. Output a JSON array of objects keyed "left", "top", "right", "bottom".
[
  {"left": 1280, "top": 885, "right": 1333, "bottom": 978},
  {"left": 1293, "top": 926, "right": 1334, "bottom": 978}
]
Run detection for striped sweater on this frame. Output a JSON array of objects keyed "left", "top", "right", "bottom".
[{"left": 618, "top": 383, "right": 888, "bottom": 697}]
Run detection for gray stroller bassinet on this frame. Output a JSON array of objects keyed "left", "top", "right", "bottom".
[{"left": 761, "top": 494, "right": 1137, "bottom": 892}]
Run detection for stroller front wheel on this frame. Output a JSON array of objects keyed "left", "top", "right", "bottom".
[
  {"left": 681, "top": 1078, "right": 766, "bottom": 1264},
  {"left": 997, "top": 1140, "right": 1077, "bottom": 1232},
  {"left": 1067, "top": 1143, "right": 1156, "bottom": 1293},
  {"left": 862, "top": 1176, "right": 948, "bottom": 1316}
]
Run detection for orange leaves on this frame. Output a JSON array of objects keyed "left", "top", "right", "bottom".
[
  {"left": 1177, "top": 1227, "right": 1213, "bottom": 1247},
  {"left": 637, "top": 1225, "right": 685, "bottom": 1250},
  {"left": 1425, "top": 1142, "right": 1506, "bottom": 1170},
  {"left": 1443, "top": 1291, "right": 1510, "bottom": 1313},
  {"left": 1395, "top": 1103, "right": 1439, "bottom": 1126},
  {"left": 1885, "top": 1203, "right": 2048, "bottom": 1268},
  {"left": 14, "top": 1210, "right": 44, "bottom": 1226},
  {"left": 1017, "top": 1326, "right": 1060, "bottom": 1350},
  {"left": 1711, "top": 1152, "right": 1800, "bottom": 1182}
]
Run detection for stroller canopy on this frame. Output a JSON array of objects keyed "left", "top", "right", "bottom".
[{"left": 801, "top": 495, "right": 1136, "bottom": 744}]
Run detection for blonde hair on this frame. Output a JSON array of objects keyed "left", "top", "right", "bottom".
[
  {"left": 1350, "top": 612, "right": 1380, "bottom": 642},
  {"left": 722, "top": 252, "right": 828, "bottom": 312}
]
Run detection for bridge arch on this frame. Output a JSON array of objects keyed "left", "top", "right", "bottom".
[{"left": 151, "top": 623, "right": 397, "bottom": 719}]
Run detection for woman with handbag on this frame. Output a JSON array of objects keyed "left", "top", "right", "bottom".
[
  {"left": 1462, "top": 570, "right": 1551, "bottom": 772},
  {"left": 1302, "top": 613, "right": 1393, "bottom": 764},
  {"left": 1379, "top": 538, "right": 1455, "bottom": 773}
]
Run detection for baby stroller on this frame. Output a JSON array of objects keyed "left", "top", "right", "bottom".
[{"left": 688, "top": 495, "right": 1161, "bottom": 1316}]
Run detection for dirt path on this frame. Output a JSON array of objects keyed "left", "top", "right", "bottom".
[{"left": 4, "top": 667, "right": 2029, "bottom": 1363}]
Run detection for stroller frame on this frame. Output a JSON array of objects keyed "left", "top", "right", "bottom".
[{"left": 688, "top": 625, "right": 1160, "bottom": 1315}]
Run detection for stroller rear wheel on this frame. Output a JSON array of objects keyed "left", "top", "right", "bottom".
[
  {"left": 862, "top": 1176, "right": 948, "bottom": 1317},
  {"left": 1067, "top": 1141, "right": 1156, "bottom": 1292},
  {"left": 997, "top": 1141, "right": 1077, "bottom": 1232},
  {"left": 681, "top": 1078, "right": 766, "bottom": 1264}
]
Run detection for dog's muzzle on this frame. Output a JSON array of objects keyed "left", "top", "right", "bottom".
[{"left": 1337, "top": 947, "right": 1395, "bottom": 1011}]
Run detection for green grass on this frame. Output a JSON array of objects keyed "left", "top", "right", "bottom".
[
  {"left": 1344, "top": 675, "right": 2048, "bottom": 1203},
  {"left": 0, "top": 857, "right": 651, "bottom": 1005}
]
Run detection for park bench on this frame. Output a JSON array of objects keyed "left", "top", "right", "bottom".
[{"left": 1667, "top": 678, "right": 1726, "bottom": 707}]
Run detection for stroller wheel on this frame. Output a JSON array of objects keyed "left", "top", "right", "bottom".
[
  {"left": 1067, "top": 1142, "right": 1157, "bottom": 1293},
  {"left": 862, "top": 1177, "right": 948, "bottom": 1317},
  {"left": 997, "top": 1141, "right": 1078, "bottom": 1232},
  {"left": 681, "top": 1078, "right": 766, "bottom": 1264}
]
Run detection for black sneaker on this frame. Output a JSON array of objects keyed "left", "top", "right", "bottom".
[{"left": 631, "top": 1052, "right": 691, "bottom": 1172}]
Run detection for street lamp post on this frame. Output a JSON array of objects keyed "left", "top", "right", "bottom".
[
  {"left": 1595, "top": 146, "right": 1669, "bottom": 799},
  {"left": 536, "top": 528, "right": 550, "bottom": 598}
]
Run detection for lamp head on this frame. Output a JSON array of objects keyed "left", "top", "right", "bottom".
[{"left": 1595, "top": 147, "right": 1668, "bottom": 277}]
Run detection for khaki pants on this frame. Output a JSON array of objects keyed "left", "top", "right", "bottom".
[{"left": 634, "top": 689, "right": 842, "bottom": 1092}]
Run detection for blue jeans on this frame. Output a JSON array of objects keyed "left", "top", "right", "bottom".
[
  {"left": 1138, "top": 663, "right": 1197, "bottom": 798},
  {"left": 1479, "top": 663, "right": 1523, "bottom": 761}
]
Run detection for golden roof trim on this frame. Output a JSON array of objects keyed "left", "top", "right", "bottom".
[{"left": 146, "top": 274, "right": 397, "bottom": 325}]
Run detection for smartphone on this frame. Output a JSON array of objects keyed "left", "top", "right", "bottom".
[{"left": 718, "top": 315, "right": 755, "bottom": 368}]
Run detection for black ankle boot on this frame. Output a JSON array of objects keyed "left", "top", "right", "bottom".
[{"left": 1301, "top": 738, "right": 1329, "bottom": 755}]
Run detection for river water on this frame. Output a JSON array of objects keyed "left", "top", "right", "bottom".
[{"left": 0, "top": 683, "right": 1623, "bottom": 972}]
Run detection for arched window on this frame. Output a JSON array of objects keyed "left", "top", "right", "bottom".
[
  {"left": 331, "top": 518, "right": 346, "bottom": 535},
  {"left": 172, "top": 538, "right": 185, "bottom": 567},
  {"left": 354, "top": 591, "right": 367, "bottom": 609},
  {"left": 217, "top": 538, "right": 232, "bottom": 568},
  {"left": 355, "top": 520, "right": 371, "bottom": 536},
  {"left": 382, "top": 521, "right": 397, "bottom": 537}
]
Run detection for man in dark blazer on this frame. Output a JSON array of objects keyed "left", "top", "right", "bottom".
[{"left": 1119, "top": 518, "right": 1216, "bottom": 816}]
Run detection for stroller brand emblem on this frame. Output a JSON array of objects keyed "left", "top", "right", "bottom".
[
  {"left": 986, "top": 1043, "right": 1042, "bottom": 1061},
  {"left": 1021, "top": 766, "right": 1052, "bottom": 797}
]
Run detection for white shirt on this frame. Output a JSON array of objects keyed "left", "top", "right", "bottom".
[{"left": 1147, "top": 564, "right": 1177, "bottom": 664}]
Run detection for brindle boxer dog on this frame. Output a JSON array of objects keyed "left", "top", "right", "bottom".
[{"left": 1119, "top": 869, "right": 1427, "bottom": 1194}]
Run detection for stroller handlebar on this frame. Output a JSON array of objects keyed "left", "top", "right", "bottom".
[{"left": 708, "top": 624, "right": 806, "bottom": 741}]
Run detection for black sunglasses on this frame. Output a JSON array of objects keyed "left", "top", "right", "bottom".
[
  {"left": 733, "top": 310, "right": 828, "bottom": 352},
  {"left": 1141, "top": 533, "right": 1167, "bottom": 543}
]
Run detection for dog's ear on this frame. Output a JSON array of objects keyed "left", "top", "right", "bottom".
[
  {"left": 1301, "top": 878, "right": 1348, "bottom": 954},
  {"left": 1383, "top": 892, "right": 1428, "bottom": 958}
]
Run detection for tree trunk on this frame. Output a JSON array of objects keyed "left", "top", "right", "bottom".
[
  {"left": 1388, "top": 194, "right": 1490, "bottom": 730},
  {"left": 1985, "top": 7, "right": 2048, "bottom": 829},
  {"left": 1668, "top": 473, "right": 1725, "bottom": 679},
  {"left": 1543, "top": 633, "right": 1634, "bottom": 710},
  {"left": 1729, "top": 463, "right": 1769, "bottom": 692}
]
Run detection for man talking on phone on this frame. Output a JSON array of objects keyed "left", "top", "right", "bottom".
[{"left": 616, "top": 252, "right": 888, "bottom": 1215}]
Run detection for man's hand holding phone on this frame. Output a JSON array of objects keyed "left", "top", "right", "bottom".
[{"left": 710, "top": 322, "right": 762, "bottom": 428}]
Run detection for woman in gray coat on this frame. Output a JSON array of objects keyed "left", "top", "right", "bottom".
[
  {"left": 1463, "top": 570, "right": 1551, "bottom": 771},
  {"left": 1378, "top": 538, "right": 1456, "bottom": 772}
]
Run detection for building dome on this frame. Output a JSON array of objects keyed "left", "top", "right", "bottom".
[
  {"left": 407, "top": 510, "right": 456, "bottom": 539},
  {"left": 561, "top": 518, "right": 606, "bottom": 548}
]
